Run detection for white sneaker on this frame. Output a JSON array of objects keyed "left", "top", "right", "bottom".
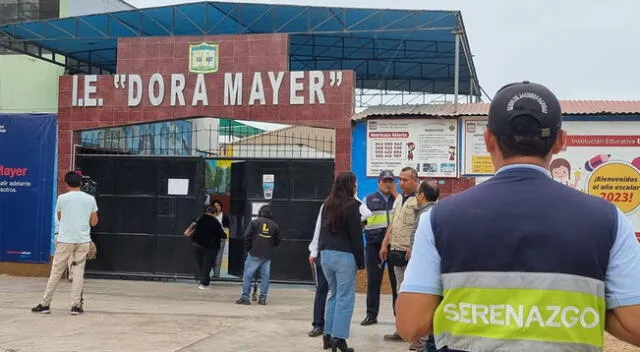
[{"left": 198, "top": 284, "right": 211, "bottom": 290}]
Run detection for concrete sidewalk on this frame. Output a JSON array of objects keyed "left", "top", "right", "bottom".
[
  {"left": 0, "top": 275, "right": 636, "bottom": 352},
  {"left": 0, "top": 275, "right": 407, "bottom": 352}
]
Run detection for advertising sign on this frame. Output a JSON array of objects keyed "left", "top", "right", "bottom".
[
  {"left": 0, "top": 114, "right": 56, "bottom": 263},
  {"left": 366, "top": 119, "right": 458, "bottom": 178},
  {"left": 461, "top": 117, "right": 494, "bottom": 175},
  {"left": 551, "top": 121, "right": 640, "bottom": 239}
]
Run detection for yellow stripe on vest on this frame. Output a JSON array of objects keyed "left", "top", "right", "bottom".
[{"left": 434, "top": 288, "right": 606, "bottom": 348}]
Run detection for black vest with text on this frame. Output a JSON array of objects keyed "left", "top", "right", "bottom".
[{"left": 430, "top": 166, "right": 617, "bottom": 352}]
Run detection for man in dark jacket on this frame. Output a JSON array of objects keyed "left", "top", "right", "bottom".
[
  {"left": 236, "top": 205, "right": 280, "bottom": 305},
  {"left": 191, "top": 206, "right": 226, "bottom": 290},
  {"left": 360, "top": 170, "right": 398, "bottom": 327}
]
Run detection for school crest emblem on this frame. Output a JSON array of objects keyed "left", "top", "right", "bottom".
[{"left": 188, "top": 42, "right": 219, "bottom": 74}]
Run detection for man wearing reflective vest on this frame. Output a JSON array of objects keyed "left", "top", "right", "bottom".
[
  {"left": 359, "top": 170, "right": 399, "bottom": 327},
  {"left": 396, "top": 81, "right": 640, "bottom": 351}
]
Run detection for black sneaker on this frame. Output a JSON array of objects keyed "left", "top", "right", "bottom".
[
  {"left": 235, "top": 298, "right": 250, "bottom": 305},
  {"left": 308, "top": 327, "right": 323, "bottom": 337},
  {"left": 71, "top": 306, "right": 84, "bottom": 315},
  {"left": 361, "top": 316, "right": 378, "bottom": 326},
  {"left": 31, "top": 304, "right": 50, "bottom": 314},
  {"left": 258, "top": 299, "right": 266, "bottom": 305}
]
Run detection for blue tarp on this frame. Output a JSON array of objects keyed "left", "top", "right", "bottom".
[{"left": 0, "top": 114, "right": 57, "bottom": 263}]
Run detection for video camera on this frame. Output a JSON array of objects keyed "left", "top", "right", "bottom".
[
  {"left": 74, "top": 169, "right": 98, "bottom": 196},
  {"left": 80, "top": 176, "right": 98, "bottom": 196}
]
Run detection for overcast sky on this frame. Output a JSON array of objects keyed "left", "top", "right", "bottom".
[{"left": 128, "top": 0, "right": 640, "bottom": 101}]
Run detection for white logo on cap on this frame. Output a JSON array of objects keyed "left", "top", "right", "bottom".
[{"left": 506, "top": 92, "right": 548, "bottom": 114}]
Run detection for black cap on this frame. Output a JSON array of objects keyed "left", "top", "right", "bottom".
[
  {"left": 488, "top": 81, "right": 562, "bottom": 139},
  {"left": 378, "top": 170, "right": 395, "bottom": 181}
]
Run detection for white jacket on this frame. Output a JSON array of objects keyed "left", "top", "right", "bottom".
[{"left": 308, "top": 196, "right": 372, "bottom": 258}]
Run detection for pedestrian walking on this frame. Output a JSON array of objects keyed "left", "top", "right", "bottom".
[
  {"left": 236, "top": 204, "right": 280, "bottom": 305},
  {"left": 317, "top": 171, "right": 365, "bottom": 352},
  {"left": 191, "top": 206, "right": 226, "bottom": 290},
  {"left": 308, "top": 192, "right": 371, "bottom": 339},
  {"left": 32, "top": 171, "right": 99, "bottom": 315}
]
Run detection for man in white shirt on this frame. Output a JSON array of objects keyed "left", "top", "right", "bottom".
[{"left": 32, "top": 171, "right": 99, "bottom": 315}]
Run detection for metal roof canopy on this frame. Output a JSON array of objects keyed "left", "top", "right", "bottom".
[{"left": 0, "top": 1, "right": 480, "bottom": 97}]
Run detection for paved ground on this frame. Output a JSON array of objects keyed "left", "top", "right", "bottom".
[{"left": 0, "top": 275, "right": 637, "bottom": 352}]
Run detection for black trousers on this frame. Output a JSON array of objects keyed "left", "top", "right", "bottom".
[
  {"left": 365, "top": 241, "right": 398, "bottom": 319},
  {"left": 193, "top": 244, "right": 219, "bottom": 286},
  {"left": 312, "top": 253, "right": 329, "bottom": 329}
]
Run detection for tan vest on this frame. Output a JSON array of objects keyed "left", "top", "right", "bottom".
[{"left": 389, "top": 194, "right": 418, "bottom": 251}]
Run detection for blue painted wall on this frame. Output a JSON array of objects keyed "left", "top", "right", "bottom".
[{"left": 352, "top": 121, "right": 380, "bottom": 201}]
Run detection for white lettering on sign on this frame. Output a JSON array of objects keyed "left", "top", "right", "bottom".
[
  {"left": 224, "top": 72, "right": 242, "bottom": 106},
  {"left": 148, "top": 73, "right": 164, "bottom": 106},
  {"left": 71, "top": 71, "right": 343, "bottom": 108},
  {"left": 193, "top": 74, "right": 208, "bottom": 106},
  {"left": 289, "top": 71, "right": 304, "bottom": 105},
  {"left": 171, "top": 74, "right": 186, "bottom": 106},
  {"left": 309, "top": 70, "right": 325, "bottom": 104},
  {"left": 128, "top": 74, "right": 142, "bottom": 106},
  {"left": 72, "top": 75, "right": 79, "bottom": 107},
  {"left": 248, "top": 72, "right": 266, "bottom": 105},
  {"left": 268, "top": 71, "right": 284, "bottom": 105},
  {"left": 83, "top": 75, "right": 99, "bottom": 107},
  {"left": 443, "top": 303, "right": 601, "bottom": 329}
]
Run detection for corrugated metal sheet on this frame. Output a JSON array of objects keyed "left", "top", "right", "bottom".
[{"left": 352, "top": 100, "right": 640, "bottom": 121}]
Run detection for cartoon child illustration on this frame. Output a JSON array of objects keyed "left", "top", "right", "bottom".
[
  {"left": 550, "top": 158, "right": 581, "bottom": 189},
  {"left": 407, "top": 142, "right": 416, "bottom": 161},
  {"left": 448, "top": 146, "right": 456, "bottom": 161}
]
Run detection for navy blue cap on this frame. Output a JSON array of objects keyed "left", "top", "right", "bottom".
[
  {"left": 488, "top": 81, "right": 562, "bottom": 139},
  {"left": 378, "top": 170, "right": 395, "bottom": 181}
]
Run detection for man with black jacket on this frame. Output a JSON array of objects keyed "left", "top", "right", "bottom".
[
  {"left": 191, "top": 206, "right": 226, "bottom": 290},
  {"left": 236, "top": 205, "right": 280, "bottom": 305}
]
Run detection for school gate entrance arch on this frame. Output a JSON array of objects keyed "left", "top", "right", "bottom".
[{"left": 58, "top": 34, "right": 353, "bottom": 281}]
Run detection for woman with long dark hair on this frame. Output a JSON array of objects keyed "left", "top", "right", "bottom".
[{"left": 318, "top": 171, "right": 365, "bottom": 352}]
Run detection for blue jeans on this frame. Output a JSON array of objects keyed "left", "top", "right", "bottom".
[
  {"left": 240, "top": 254, "right": 271, "bottom": 301},
  {"left": 321, "top": 250, "right": 357, "bottom": 339}
]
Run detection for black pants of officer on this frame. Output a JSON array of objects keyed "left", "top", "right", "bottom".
[
  {"left": 365, "top": 241, "right": 398, "bottom": 319},
  {"left": 312, "top": 253, "right": 329, "bottom": 330}
]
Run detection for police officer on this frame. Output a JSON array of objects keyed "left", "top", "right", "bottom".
[
  {"left": 360, "top": 170, "right": 399, "bottom": 327},
  {"left": 396, "top": 81, "right": 640, "bottom": 351}
]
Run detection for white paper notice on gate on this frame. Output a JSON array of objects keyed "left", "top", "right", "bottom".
[{"left": 168, "top": 178, "right": 190, "bottom": 195}]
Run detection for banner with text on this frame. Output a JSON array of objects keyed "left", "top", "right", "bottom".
[
  {"left": 461, "top": 117, "right": 494, "bottom": 175},
  {"left": 551, "top": 121, "right": 640, "bottom": 240},
  {"left": 68, "top": 70, "right": 345, "bottom": 108},
  {"left": 0, "top": 114, "right": 56, "bottom": 263},
  {"left": 366, "top": 119, "right": 458, "bottom": 178}
]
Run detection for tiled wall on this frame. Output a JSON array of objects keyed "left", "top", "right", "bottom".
[{"left": 57, "top": 33, "right": 354, "bottom": 193}]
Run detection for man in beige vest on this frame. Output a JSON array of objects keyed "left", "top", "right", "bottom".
[{"left": 380, "top": 166, "right": 419, "bottom": 342}]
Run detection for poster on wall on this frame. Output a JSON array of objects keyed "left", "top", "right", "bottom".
[
  {"left": 366, "top": 119, "right": 458, "bottom": 178},
  {"left": 551, "top": 121, "right": 640, "bottom": 240},
  {"left": 205, "top": 159, "right": 232, "bottom": 195},
  {"left": 0, "top": 114, "right": 56, "bottom": 264},
  {"left": 461, "top": 117, "right": 494, "bottom": 175}
]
